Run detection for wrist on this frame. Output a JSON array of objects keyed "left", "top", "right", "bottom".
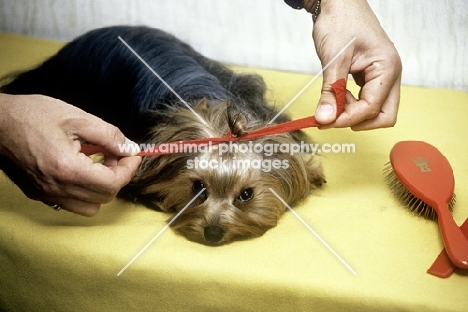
[
  {"left": 302, "top": 1, "right": 322, "bottom": 23},
  {"left": 284, "top": 0, "right": 323, "bottom": 23}
]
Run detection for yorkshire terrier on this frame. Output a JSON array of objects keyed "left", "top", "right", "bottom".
[{"left": 0, "top": 26, "right": 325, "bottom": 245}]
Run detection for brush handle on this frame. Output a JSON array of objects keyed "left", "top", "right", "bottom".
[
  {"left": 436, "top": 202, "right": 468, "bottom": 269},
  {"left": 427, "top": 217, "right": 468, "bottom": 278}
]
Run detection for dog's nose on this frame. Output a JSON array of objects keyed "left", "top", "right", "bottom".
[{"left": 204, "top": 226, "right": 224, "bottom": 243}]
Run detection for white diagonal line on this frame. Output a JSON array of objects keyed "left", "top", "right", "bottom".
[
  {"left": 118, "top": 36, "right": 207, "bottom": 125},
  {"left": 268, "top": 36, "right": 356, "bottom": 124},
  {"left": 117, "top": 188, "right": 206, "bottom": 276},
  {"left": 269, "top": 188, "right": 357, "bottom": 275}
]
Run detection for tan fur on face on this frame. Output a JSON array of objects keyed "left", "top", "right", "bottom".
[{"left": 122, "top": 99, "right": 325, "bottom": 245}]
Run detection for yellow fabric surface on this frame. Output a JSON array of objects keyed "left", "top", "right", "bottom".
[{"left": 1, "top": 33, "right": 468, "bottom": 312}]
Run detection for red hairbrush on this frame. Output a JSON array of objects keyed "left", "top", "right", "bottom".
[{"left": 385, "top": 141, "right": 468, "bottom": 269}]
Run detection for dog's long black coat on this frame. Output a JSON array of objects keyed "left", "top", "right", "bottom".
[{"left": 1, "top": 25, "right": 276, "bottom": 141}]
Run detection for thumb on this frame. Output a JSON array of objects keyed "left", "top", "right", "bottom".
[
  {"left": 315, "top": 61, "right": 350, "bottom": 125},
  {"left": 313, "top": 34, "right": 354, "bottom": 124}
]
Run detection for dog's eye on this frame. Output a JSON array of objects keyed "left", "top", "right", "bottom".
[
  {"left": 192, "top": 180, "right": 206, "bottom": 195},
  {"left": 238, "top": 188, "right": 254, "bottom": 202}
]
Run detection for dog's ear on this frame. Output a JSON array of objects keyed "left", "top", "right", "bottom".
[
  {"left": 194, "top": 98, "right": 210, "bottom": 112},
  {"left": 226, "top": 101, "right": 248, "bottom": 137},
  {"left": 280, "top": 155, "right": 325, "bottom": 206}
]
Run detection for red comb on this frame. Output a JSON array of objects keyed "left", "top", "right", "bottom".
[{"left": 81, "top": 78, "right": 347, "bottom": 157}]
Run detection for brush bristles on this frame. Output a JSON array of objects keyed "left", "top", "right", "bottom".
[{"left": 383, "top": 163, "right": 456, "bottom": 220}]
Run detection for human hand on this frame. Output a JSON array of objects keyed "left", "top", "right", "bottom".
[
  {"left": 305, "top": 0, "right": 402, "bottom": 130},
  {"left": 0, "top": 94, "right": 142, "bottom": 216}
]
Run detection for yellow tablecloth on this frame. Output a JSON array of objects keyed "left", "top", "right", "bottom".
[{"left": 1, "top": 32, "right": 467, "bottom": 312}]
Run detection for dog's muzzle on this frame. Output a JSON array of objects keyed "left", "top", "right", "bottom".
[{"left": 204, "top": 226, "right": 224, "bottom": 243}]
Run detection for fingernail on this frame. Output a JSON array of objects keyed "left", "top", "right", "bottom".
[
  {"left": 316, "top": 103, "right": 335, "bottom": 118},
  {"left": 125, "top": 138, "right": 141, "bottom": 156}
]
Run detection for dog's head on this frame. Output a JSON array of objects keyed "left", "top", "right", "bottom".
[{"left": 122, "top": 99, "right": 325, "bottom": 245}]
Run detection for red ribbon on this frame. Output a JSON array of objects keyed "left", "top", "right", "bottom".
[{"left": 81, "top": 78, "right": 346, "bottom": 156}]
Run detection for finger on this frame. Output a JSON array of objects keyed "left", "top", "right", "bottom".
[
  {"left": 45, "top": 149, "right": 141, "bottom": 202},
  {"left": 44, "top": 197, "right": 101, "bottom": 217},
  {"left": 69, "top": 112, "right": 141, "bottom": 156},
  {"left": 70, "top": 153, "right": 141, "bottom": 197},
  {"left": 318, "top": 90, "right": 357, "bottom": 130},
  {"left": 320, "top": 75, "right": 401, "bottom": 130},
  {"left": 350, "top": 75, "right": 401, "bottom": 131},
  {"left": 342, "top": 45, "right": 402, "bottom": 130},
  {"left": 102, "top": 155, "right": 120, "bottom": 167},
  {"left": 345, "top": 66, "right": 401, "bottom": 129}
]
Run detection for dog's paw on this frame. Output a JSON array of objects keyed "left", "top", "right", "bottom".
[{"left": 306, "top": 159, "right": 326, "bottom": 189}]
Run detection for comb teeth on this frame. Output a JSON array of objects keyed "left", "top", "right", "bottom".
[{"left": 383, "top": 162, "right": 456, "bottom": 220}]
